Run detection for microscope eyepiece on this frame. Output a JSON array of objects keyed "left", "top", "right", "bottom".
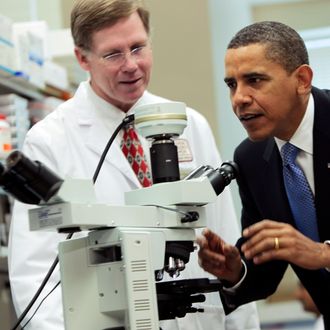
[
  {"left": 0, "top": 151, "right": 63, "bottom": 204},
  {"left": 206, "top": 161, "right": 238, "bottom": 196},
  {"left": 184, "top": 161, "right": 238, "bottom": 196}
]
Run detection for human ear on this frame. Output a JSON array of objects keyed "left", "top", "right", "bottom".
[
  {"left": 295, "top": 64, "right": 313, "bottom": 94},
  {"left": 74, "top": 47, "right": 91, "bottom": 72}
]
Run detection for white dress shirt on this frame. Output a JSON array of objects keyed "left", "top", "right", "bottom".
[{"left": 275, "top": 94, "right": 315, "bottom": 195}]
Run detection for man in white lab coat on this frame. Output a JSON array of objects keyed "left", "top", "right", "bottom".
[{"left": 8, "top": 0, "right": 260, "bottom": 329}]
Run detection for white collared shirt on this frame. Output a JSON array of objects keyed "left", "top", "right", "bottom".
[
  {"left": 275, "top": 94, "right": 315, "bottom": 195},
  {"left": 86, "top": 81, "right": 152, "bottom": 164}
]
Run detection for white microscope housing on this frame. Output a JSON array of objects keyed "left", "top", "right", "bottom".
[
  {"left": 27, "top": 174, "right": 221, "bottom": 330},
  {"left": 0, "top": 103, "right": 237, "bottom": 330}
]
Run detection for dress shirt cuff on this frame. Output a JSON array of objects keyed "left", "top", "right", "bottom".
[
  {"left": 221, "top": 260, "right": 247, "bottom": 293},
  {"left": 324, "top": 240, "right": 330, "bottom": 272}
]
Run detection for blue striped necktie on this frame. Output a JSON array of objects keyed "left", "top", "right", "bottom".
[{"left": 281, "top": 142, "right": 320, "bottom": 241}]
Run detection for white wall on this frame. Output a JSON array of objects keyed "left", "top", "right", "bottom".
[
  {"left": 0, "top": 0, "right": 63, "bottom": 28},
  {"left": 208, "top": 0, "right": 252, "bottom": 161}
]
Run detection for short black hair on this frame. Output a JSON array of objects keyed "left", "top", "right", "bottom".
[{"left": 228, "top": 21, "right": 309, "bottom": 73}]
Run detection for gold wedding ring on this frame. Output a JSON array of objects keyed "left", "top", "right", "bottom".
[{"left": 274, "top": 237, "right": 280, "bottom": 250}]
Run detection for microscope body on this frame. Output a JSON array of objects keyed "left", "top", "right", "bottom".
[
  {"left": 59, "top": 226, "right": 197, "bottom": 329},
  {"left": 28, "top": 177, "right": 216, "bottom": 330},
  {"left": 0, "top": 103, "right": 237, "bottom": 330}
]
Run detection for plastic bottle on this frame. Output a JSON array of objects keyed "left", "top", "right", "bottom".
[{"left": 0, "top": 114, "right": 12, "bottom": 160}]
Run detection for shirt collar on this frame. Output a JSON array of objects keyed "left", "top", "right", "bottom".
[
  {"left": 86, "top": 81, "right": 146, "bottom": 122},
  {"left": 275, "top": 93, "right": 314, "bottom": 156},
  {"left": 85, "top": 81, "right": 127, "bottom": 123}
]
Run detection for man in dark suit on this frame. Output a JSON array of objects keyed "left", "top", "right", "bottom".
[{"left": 197, "top": 21, "right": 330, "bottom": 330}]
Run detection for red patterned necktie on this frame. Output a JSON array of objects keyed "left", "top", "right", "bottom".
[{"left": 121, "top": 125, "right": 153, "bottom": 187}]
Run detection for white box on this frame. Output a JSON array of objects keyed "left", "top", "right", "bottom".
[
  {"left": 0, "top": 14, "right": 15, "bottom": 72},
  {"left": 44, "top": 60, "right": 69, "bottom": 90},
  {"left": 12, "top": 21, "right": 48, "bottom": 88}
]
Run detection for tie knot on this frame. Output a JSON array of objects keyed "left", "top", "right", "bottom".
[
  {"left": 123, "top": 124, "right": 138, "bottom": 139},
  {"left": 281, "top": 143, "right": 299, "bottom": 166},
  {"left": 123, "top": 124, "right": 134, "bottom": 132}
]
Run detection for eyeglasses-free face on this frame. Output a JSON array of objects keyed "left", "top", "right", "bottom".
[{"left": 224, "top": 43, "right": 311, "bottom": 141}]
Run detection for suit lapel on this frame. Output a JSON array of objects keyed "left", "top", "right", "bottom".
[{"left": 312, "top": 88, "right": 330, "bottom": 241}]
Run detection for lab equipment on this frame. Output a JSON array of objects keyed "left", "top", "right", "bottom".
[
  {"left": 2, "top": 152, "right": 237, "bottom": 329},
  {"left": 2, "top": 102, "right": 238, "bottom": 329}
]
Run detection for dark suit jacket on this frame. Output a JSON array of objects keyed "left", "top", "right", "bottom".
[{"left": 220, "top": 87, "right": 330, "bottom": 329}]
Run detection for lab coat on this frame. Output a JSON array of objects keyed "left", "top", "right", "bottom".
[{"left": 8, "top": 81, "right": 260, "bottom": 329}]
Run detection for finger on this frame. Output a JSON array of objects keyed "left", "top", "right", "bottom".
[
  {"left": 251, "top": 249, "right": 282, "bottom": 264},
  {"left": 196, "top": 235, "right": 207, "bottom": 249},
  {"left": 241, "top": 228, "right": 285, "bottom": 252},
  {"left": 198, "top": 247, "right": 226, "bottom": 265},
  {"left": 250, "top": 240, "right": 293, "bottom": 264},
  {"left": 202, "top": 228, "right": 220, "bottom": 242},
  {"left": 223, "top": 243, "right": 240, "bottom": 259},
  {"left": 202, "top": 228, "right": 224, "bottom": 252},
  {"left": 223, "top": 244, "right": 243, "bottom": 273},
  {"left": 198, "top": 250, "right": 229, "bottom": 271},
  {"left": 243, "top": 236, "right": 281, "bottom": 260},
  {"left": 243, "top": 220, "right": 284, "bottom": 237},
  {"left": 201, "top": 227, "right": 214, "bottom": 237},
  {"left": 251, "top": 236, "right": 321, "bottom": 267},
  {"left": 199, "top": 256, "right": 225, "bottom": 270},
  {"left": 242, "top": 223, "right": 301, "bottom": 254},
  {"left": 198, "top": 259, "right": 226, "bottom": 278}
]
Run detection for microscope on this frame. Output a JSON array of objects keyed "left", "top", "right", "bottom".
[{"left": 1, "top": 102, "right": 238, "bottom": 330}]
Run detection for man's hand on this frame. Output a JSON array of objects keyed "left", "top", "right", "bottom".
[
  {"left": 242, "top": 219, "right": 330, "bottom": 269},
  {"left": 197, "top": 228, "right": 243, "bottom": 284}
]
